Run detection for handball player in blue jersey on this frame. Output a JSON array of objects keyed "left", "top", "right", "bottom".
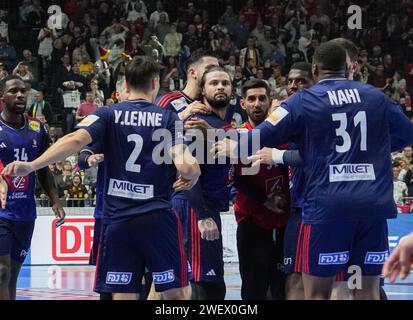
[
  {"left": 77, "top": 81, "right": 129, "bottom": 301},
  {"left": 213, "top": 41, "right": 413, "bottom": 300},
  {"left": 3, "top": 57, "right": 201, "bottom": 300},
  {"left": 177, "top": 67, "right": 234, "bottom": 300},
  {"left": 0, "top": 76, "right": 65, "bottom": 300}
]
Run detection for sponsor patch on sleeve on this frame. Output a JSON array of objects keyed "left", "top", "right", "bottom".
[
  {"left": 265, "top": 107, "right": 289, "bottom": 126},
  {"left": 78, "top": 115, "right": 100, "bottom": 127}
]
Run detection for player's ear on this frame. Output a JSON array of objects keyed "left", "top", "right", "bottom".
[
  {"left": 312, "top": 63, "right": 318, "bottom": 79},
  {"left": 240, "top": 98, "right": 247, "bottom": 110}
]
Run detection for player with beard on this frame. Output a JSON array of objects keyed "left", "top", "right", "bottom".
[
  {"left": 0, "top": 76, "right": 65, "bottom": 300},
  {"left": 232, "top": 79, "right": 291, "bottom": 300},
  {"left": 156, "top": 50, "right": 218, "bottom": 121},
  {"left": 180, "top": 67, "right": 234, "bottom": 300}
]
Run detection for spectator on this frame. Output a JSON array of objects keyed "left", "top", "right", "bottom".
[
  {"left": 127, "top": 2, "right": 148, "bottom": 24},
  {"left": 232, "top": 14, "right": 250, "bottom": 50},
  {"left": 12, "top": 61, "right": 34, "bottom": 81},
  {"left": 28, "top": 90, "right": 52, "bottom": 125},
  {"left": 220, "top": 5, "right": 238, "bottom": 31},
  {"left": 76, "top": 91, "right": 100, "bottom": 122},
  {"left": 56, "top": 160, "right": 73, "bottom": 198},
  {"left": 163, "top": 23, "right": 182, "bottom": 58},
  {"left": 393, "top": 162, "right": 409, "bottom": 205},
  {"left": 79, "top": 54, "right": 94, "bottom": 77},
  {"left": 155, "top": 13, "right": 171, "bottom": 44},
  {"left": 240, "top": 0, "right": 259, "bottom": 29},
  {"left": 24, "top": 80, "right": 38, "bottom": 112},
  {"left": 239, "top": 37, "right": 260, "bottom": 69},
  {"left": 0, "top": 10, "right": 9, "bottom": 42},
  {"left": 149, "top": 1, "right": 170, "bottom": 27},
  {"left": 48, "top": 126, "right": 60, "bottom": 146},
  {"left": 66, "top": 173, "right": 89, "bottom": 207},
  {"left": 89, "top": 79, "right": 105, "bottom": 107},
  {"left": 22, "top": 49, "right": 40, "bottom": 83},
  {"left": 0, "top": 37, "right": 17, "bottom": 71}
]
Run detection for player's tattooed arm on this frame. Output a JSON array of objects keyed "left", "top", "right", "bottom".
[{"left": 37, "top": 167, "right": 65, "bottom": 219}]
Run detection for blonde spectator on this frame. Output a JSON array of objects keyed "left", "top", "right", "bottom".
[{"left": 163, "top": 23, "right": 182, "bottom": 57}]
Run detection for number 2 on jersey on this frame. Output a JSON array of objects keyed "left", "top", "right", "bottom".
[
  {"left": 126, "top": 134, "right": 143, "bottom": 173},
  {"left": 332, "top": 111, "right": 367, "bottom": 153}
]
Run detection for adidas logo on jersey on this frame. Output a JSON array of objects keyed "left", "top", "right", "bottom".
[
  {"left": 206, "top": 269, "right": 216, "bottom": 276},
  {"left": 0, "top": 142, "right": 6, "bottom": 148}
]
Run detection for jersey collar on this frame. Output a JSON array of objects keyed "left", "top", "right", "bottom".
[{"left": 318, "top": 77, "right": 347, "bottom": 84}]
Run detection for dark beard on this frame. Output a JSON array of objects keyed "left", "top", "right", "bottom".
[{"left": 205, "top": 95, "right": 230, "bottom": 110}]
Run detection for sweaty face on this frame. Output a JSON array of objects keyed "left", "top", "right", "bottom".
[
  {"left": 287, "top": 69, "right": 313, "bottom": 96},
  {"left": 202, "top": 71, "right": 232, "bottom": 110},
  {"left": 242, "top": 88, "right": 270, "bottom": 125},
  {"left": 2, "top": 79, "right": 26, "bottom": 115}
]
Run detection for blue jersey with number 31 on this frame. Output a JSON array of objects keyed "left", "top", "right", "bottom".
[
  {"left": 245, "top": 78, "right": 413, "bottom": 224},
  {"left": 77, "top": 99, "right": 182, "bottom": 224}
]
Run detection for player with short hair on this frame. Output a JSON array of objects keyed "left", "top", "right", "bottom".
[
  {"left": 213, "top": 41, "right": 413, "bottom": 299},
  {"left": 3, "top": 57, "right": 201, "bottom": 300},
  {"left": 0, "top": 75, "right": 65, "bottom": 300},
  {"left": 233, "top": 78, "right": 291, "bottom": 300}
]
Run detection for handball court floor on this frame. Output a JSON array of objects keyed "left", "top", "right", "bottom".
[{"left": 15, "top": 263, "right": 413, "bottom": 300}]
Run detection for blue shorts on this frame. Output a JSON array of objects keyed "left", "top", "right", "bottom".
[
  {"left": 94, "top": 210, "right": 188, "bottom": 293},
  {"left": 0, "top": 218, "right": 35, "bottom": 264},
  {"left": 283, "top": 207, "right": 303, "bottom": 274},
  {"left": 89, "top": 218, "right": 102, "bottom": 266},
  {"left": 173, "top": 198, "right": 223, "bottom": 283},
  {"left": 298, "top": 219, "right": 389, "bottom": 277}
]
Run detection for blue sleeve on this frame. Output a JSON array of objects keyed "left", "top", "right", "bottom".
[
  {"left": 238, "top": 94, "right": 304, "bottom": 156},
  {"left": 78, "top": 140, "right": 103, "bottom": 170},
  {"left": 386, "top": 97, "right": 413, "bottom": 151},
  {"left": 76, "top": 107, "right": 109, "bottom": 143},
  {"left": 166, "top": 110, "right": 184, "bottom": 147},
  {"left": 184, "top": 181, "right": 213, "bottom": 220},
  {"left": 283, "top": 150, "right": 303, "bottom": 166}
]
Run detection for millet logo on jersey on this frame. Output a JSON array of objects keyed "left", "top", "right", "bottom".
[
  {"left": 329, "top": 164, "right": 376, "bottom": 182},
  {"left": 108, "top": 179, "right": 154, "bottom": 200},
  {"left": 106, "top": 272, "right": 132, "bottom": 285},
  {"left": 364, "top": 251, "right": 388, "bottom": 265},
  {"left": 152, "top": 269, "right": 175, "bottom": 285},
  {"left": 319, "top": 251, "right": 349, "bottom": 265}
]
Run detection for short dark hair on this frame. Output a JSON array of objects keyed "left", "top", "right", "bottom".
[
  {"left": 241, "top": 79, "right": 271, "bottom": 98},
  {"left": 290, "top": 62, "right": 312, "bottom": 75},
  {"left": 185, "top": 49, "right": 217, "bottom": 72},
  {"left": 0, "top": 75, "right": 24, "bottom": 93},
  {"left": 125, "top": 56, "right": 161, "bottom": 92},
  {"left": 331, "top": 38, "right": 358, "bottom": 62},
  {"left": 199, "top": 66, "right": 232, "bottom": 90},
  {"left": 313, "top": 41, "right": 347, "bottom": 72}
]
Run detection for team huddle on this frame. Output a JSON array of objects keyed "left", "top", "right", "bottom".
[{"left": 0, "top": 38, "right": 413, "bottom": 300}]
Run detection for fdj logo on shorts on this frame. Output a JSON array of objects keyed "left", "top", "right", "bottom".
[
  {"left": 364, "top": 251, "right": 388, "bottom": 265},
  {"left": 152, "top": 269, "right": 175, "bottom": 285},
  {"left": 106, "top": 272, "right": 132, "bottom": 285},
  {"left": 319, "top": 251, "right": 350, "bottom": 265}
]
